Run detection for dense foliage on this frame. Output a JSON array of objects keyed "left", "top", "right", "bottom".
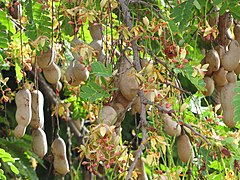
[{"left": 0, "top": 0, "right": 240, "bottom": 179}]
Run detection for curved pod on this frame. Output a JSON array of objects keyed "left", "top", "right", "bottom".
[
  {"left": 221, "top": 40, "right": 240, "bottom": 71},
  {"left": 32, "top": 128, "right": 48, "bottom": 158},
  {"left": 51, "top": 137, "right": 69, "bottom": 176},
  {"left": 177, "top": 134, "right": 194, "bottom": 163},
  {"left": 30, "top": 90, "right": 44, "bottom": 129},
  {"left": 14, "top": 88, "right": 32, "bottom": 138},
  {"left": 43, "top": 62, "right": 61, "bottom": 84}
]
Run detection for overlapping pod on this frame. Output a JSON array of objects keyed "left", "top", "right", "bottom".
[
  {"left": 65, "top": 60, "right": 89, "bottom": 86},
  {"left": 176, "top": 134, "right": 194, "bottom": 163},
  {"left": 213, "top": 67, "right": 227, "bottom": 87},
  {"left": 51, "top": 137, "right": 69, "bottom": 176},
  {"left": 89, "top": 22, "right": 102, "bottom": 40},
  {"left": 30, "top": 90, "right": 44, "bottom": 129},
  {"left": 32, "top": 128, "right": 48, "bottom": 158},
  {"left": 220, "top": 71, "right": 237, "bottom": 128},
  {"left": 43, "top": 62, "right": 61, "bottom": 84},
  {"left": 37, "top": 48, "right": 55, "bottom": 69},
  {"left": 221, "top": 40, "right": 240, "bottom": 71},
  {"left": 98, "top": 106, "right": 117, "bottom": 125},
  {"left": 119, "top": 69, "right": 139, "bottom": 102},
  {"left": 162, "top": 114, "right": 181, "bottom": 137},
  {"left": 14, "top": 88, "right": 32, "bottom": 138},
  {"left": 71, "top": 36, "right": 84, "bottom": 60},
  {"left": 131, "top": 91, "right": 155, "bottom": 114},
  {"left": 234, "top": 24, "right": 240, "bottom": 44},
  {"left": 202, "top": 77, "right": 215, "bottom": 96},
  {"left": 205, "top": 49, "right": 220, "bottom": 72}
]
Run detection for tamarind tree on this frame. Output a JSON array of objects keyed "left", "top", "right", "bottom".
[{"left": 0, "top": 0, "right": 240, "bottom": 179}]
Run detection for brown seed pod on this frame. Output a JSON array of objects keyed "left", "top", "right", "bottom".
[
  {"left": 32, "top": 128, "right": 48, "bottom": 159},
  {"left": 89, "top": 22, "right": 102, "bottom": 40},
  {"left": 51, "top": 137, "right": 69, "bottom": 176},
  {"left": 205, "top": 49, "right": 220, "bottom": 72},
  {"left": 220, "top": 79, "right": 236, "bottom": 128},
  {"left": 43, "top": 62, "right": 61, "bottom": 84},
  {"left": 98, "top": 106, "right": 117, "bottom": 125},
  {"left": 56, "top": 81, "right": 62, "bottom": 92},
  {"left": 226, "top": 71, "right": 237, "bottom": 83},
  {"left": 30, "top": 90, "right": 44, "bottom": 129},
  {"left": 65, "top": 63, "right": 81, "bottom": 86},
  {"left": 119, "top": 70, "right": 139, "bottom": 101},
  {"left": 221, "top": 40, "right": 240, "bottom": 71},
  {"left": 234, "top": 63, "right": 240, "bottom": 75},
  {"left": 176, "top": 134, "right": 194, "bottom": 163},
  {"left": 14, "top": 88, "right": 32, "bottom": 138},
  {"left": 212, "top": 67, "right": 227, "bottom": 87},
  {"left": 202, "top": 77, "right": 215, "bottom": 96},
  {"left": 162, "top": 113, "right": 181, "bottom": 137},
  {"left": 131, "top": 91, "right": 155, "bottom": 114},
  {"left": 214, "top": 45, "right": 225, "bottom": 59},
  {"left": 71, "top": 36, "right": 84, "bottom": 60},
  {"left": 112, "top": 103, "right": 125, "bottom": 118},
  {"left": 114, "top": 91, "right": 131, "bottom": 108},
  {"left": 72, "top": 61, "right": 89, "bottom": 82},
  {"left": 89, "top": 40, "right": 102, "bottom": 52},
  {"left": 37, "top": 48, "right": 55, "bottom": 69}
]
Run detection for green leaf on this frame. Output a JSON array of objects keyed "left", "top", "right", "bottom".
[
  {"left": 15, "top": 60, "right": 23, "bottom": 82},
  {"left": 213, "top": 0, "right": 225, "bottom": 6},
  {"left": 91, "top": 61, "right": 112, "bottom": 77},
  {"left": 208, "top": 160, "right": 222, "bottom": 171},
  {"left": 219, "top": 2, "right": 228, "bottom": 15},
  {"left": 8, "top": 163, "right": 19, "bottom": 175},
  {"left": 193, "top": 0, "right": 201, "bottom": 10}
]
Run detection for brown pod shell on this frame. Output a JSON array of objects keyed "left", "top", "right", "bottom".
[
  {"left": 215, "top": 45, "right": 225, "bottom": 59},
  {"left": 52, "top": 138, "right": 69, "bottom": 176},
  {"left": 119, "top": 70, "right": 139, "bottom": 101},
  {"left": 97, "top": 50, "right": 106, "bottom": 62},
  {"left": 202, "top": 77, "right": 215, "bottom": 96},
  {"left": 221, "top": 40, "right": 240, "bottom": 71},
  {"left": 37, "top": 48, "right": 55, "bottom": 69},
  {"left": 112, "top": 103, "right": 125, "bottom": 117},
  {"left": 65, "top": 64, "right": 81, "bottom": 86},
  {"left": 32, "top": 128, "right": 48, "bottom": 158},
  {"left": 30, "top": 90, "right": 44, "bottom": 129},
  {"left": 162, "top": 114, "right": 181, "bottom": 137},
  {"left": 89, "top": 40, "right": 102, "bottom": 52},
  {"left": 234, "top": 63, "right": 240, "bottom": 75},
  {"left": 114, "top": 91, "right": 131, "bottom": 108},
  {"left": 212, "top": 67, "right": 227, "bottom": 87},
  {"left": 72, "top": 61, "right": 89, "bottom": 82},
  {"left": 220, "top": 82, "right": 236, "bottom": 128},
  {"left": 43, "top": 62, "right": 61, "bottom": 84},
  {"left": 205, "top": 49, "right": 220, "bottom": 72},
  {"left": 14, "top": 125, "right": 26, "bottom": 138},
  {"left": 71, "top": 36, "right": 84, "bottom": 60},
  {"left": 226, "top": 71, "right": 237, "bottom": 83},
  {"left": 98, "top": 106, "right": 117, "bottom": 125},
  {"left": 51, "top": 137, "right": 69, "bottom": 176},
  {"left": 15, "top": 88, "right": 32, "bottom": 138},
  {"left": 89, "top": 22, "right": 102, "bottom": 40},
  {"left": 177, "top": 134, "right": 194, "bottom": 163}
]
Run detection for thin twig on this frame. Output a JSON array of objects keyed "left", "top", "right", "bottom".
[
  {"left": 118, "top": 1, "right": 147, "bottom": 178},
  {"left": 180, "top": 120, "right": 211, "bottom": 146}
]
